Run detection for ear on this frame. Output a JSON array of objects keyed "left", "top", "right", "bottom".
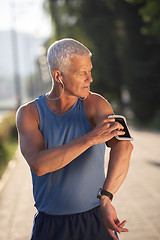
[{"left": 52, "top": 70, "right": 62, "bottom": 83}]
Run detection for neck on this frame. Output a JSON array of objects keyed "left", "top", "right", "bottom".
[
  {"left": 46, "top": 81, "right": 64, "bottom": 101},
  {"left": 46, "top": 88, "right": 78, "bottom": 114}
]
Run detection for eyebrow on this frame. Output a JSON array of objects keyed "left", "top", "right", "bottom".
[{"left": 79, "top": 65, "right": 93, "bottom": 72}]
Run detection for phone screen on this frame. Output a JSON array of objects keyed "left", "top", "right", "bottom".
[{"left": 115, "top": 117, "right": 132, "bottom": 138}]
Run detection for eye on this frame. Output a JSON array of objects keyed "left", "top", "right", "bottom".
[{"left": 80, "top": 72, "right": 86, "bottom": 76}]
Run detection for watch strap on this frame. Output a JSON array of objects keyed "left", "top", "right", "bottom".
[{"left": 97, "top": 188, "right": 113, "bottom": 201}]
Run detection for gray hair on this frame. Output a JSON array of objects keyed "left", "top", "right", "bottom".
[{"left": 47, "top": 38, "right": 92, "bottom": 75}]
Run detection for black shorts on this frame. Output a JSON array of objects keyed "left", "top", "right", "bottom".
[{"left": 30, "top": 206, "right": 118, "bottom": 240}]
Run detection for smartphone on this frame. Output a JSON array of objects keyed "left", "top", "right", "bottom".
[{"left": 108, "top": 115, "right": 133, "bottom": 141}]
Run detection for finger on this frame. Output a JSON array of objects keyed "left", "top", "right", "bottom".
[
  {"left": 104, "top": 119, "right": 123, "bottom": 131},
  {"left": 116, "top": 226, "right": 129, "bottom": 233},
  {"left": 107, "top": 118, "right": 115, "bottom": 122},
  {"left": 108, "top": 122, "right": 123, "bottom": 132},
  {"left": 119, "top": 226, "right": 129, "bottom": 233},
  {"left": 107, "top": 116, "right": 115, "bottom": 121},
  {"left": 98, "top": 119, "right": 115, "bottom": 129},
  {"left": 112, "top": 222, "right": 128, "bottom": 234},
  {"left": 111, "top": 130, "right": 125, "bottom": 138},
  {"left": 107, "top": 116, "right": 116, "bottom": 123},
  {"left": 107, "top": 124, "right": 119, "bottom": 134},
  {"left": 117, "top": 122, "right": 124, "bottom": 130},
  {"left": 103, "top": 118, "right": 115, "bottom": 124},
  {"left": 115, "top": 218, "right": 121, "bottom": 226},
  {"left": 104, "top": 120, "right": 124, "bottom": 132},
  {"left": 107, "top": 219, "right": 121, "bottom": 234},
  {"left": 117, "top": 220, "right": 129, "bottom": 233},
  {"left": 111, "top": 121, "right": 124, "bottom": 130},
  {"left": 107, "top": 229, "right": 119, "bottom": 240},
  {"left": 117, "top": 131, "right": 125, "bottom": 135},
  {"left": 117, "top": 220, "right": 127, "bottom": 228},
  {"left": 112, "top": 219, "right": 128, "bottom": 234},
  {"left": 104, "top": 216, "right": 127, "bottom": 234}
]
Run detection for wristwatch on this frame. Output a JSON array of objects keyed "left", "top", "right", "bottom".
[{"left": 97, "top": 188, "right": 113, "bottom": 201}]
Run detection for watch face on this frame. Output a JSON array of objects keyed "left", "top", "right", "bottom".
[{"left": 97, "top": 188, "right": 102, "bottom": 199}]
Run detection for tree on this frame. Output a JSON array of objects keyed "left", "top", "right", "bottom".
[
  {"left": 124, "top": 0, "right": 160, "bottom": 125},
  {"left": 44, "top": 0, "right": 160, "bottom": 127}
]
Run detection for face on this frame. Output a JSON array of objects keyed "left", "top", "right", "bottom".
[{"left": 61, "top": 55, "right": 93, "bottom": 99}]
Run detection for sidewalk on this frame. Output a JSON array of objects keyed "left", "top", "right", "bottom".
[
  {"left": 0, "top": 148, "right": 36, "bottom": 240},
  {"left": 0, "top": 128, "right": 160, "bottom": 240}
]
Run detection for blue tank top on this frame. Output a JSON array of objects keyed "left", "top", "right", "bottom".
[{"left": 32, "top": 94, "right": 107, "bottom": 215}]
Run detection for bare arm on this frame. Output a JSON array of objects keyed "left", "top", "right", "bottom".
[
  {"left": 86, "top": 93, "right": 133, "bottom": 239},
  {"left": 86, "top": 93, "right": 133, "bottom": 194},
  {"left": 103, "top": 139, "right": 133, "bottom": 194},
  {"left": 16, "top": 100, "right": 124, "bottom": 176},
  {"left": 100, "top": 138, "right": 133, "bottom": 239}
]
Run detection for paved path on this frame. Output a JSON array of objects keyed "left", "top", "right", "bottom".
[
  {"left": 0, "top": 149, "right": 35, "bottom": 240},
  {"left": 0, "top": 128, "right": 160, "bottom": 240},
  {"left": 113, "top": 128, "right": 160, "bottom": 240}
]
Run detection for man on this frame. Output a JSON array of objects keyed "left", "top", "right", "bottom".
[{"left": 16, "top": 38, "right": 133, "bottom": 240}]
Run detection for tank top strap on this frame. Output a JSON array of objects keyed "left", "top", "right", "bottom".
[
  {"left": 35, "top": 95, "right": 47, "bottom": 131},
  {"left": 35, "top": 95, "right": 85, "bottom": 118}
]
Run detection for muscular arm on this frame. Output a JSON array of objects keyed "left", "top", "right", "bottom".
[
  {"left": 86, "top": 92, "right": 133, "bottom": 195},
  {"left": 86, "top": 93, "right": 133, "bottom": 239},
  {"left": 16, "top": 100, "right": 123, "bottom": 176}
]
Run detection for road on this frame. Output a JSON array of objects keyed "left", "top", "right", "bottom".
[{"left": 0, "top": 128, "right": 160, "bottom": 240}]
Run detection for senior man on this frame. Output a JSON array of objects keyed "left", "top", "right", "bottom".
[{"left": 16, "top": 38, "right": 133, "bottom": 240}]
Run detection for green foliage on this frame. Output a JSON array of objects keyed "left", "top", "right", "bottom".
[
  {"left": 122, "top": 0, "right": 160, "bottom": 125},
  {"left": 125, "top": 0, "right": 160, "bottom": 39},
  {"left": 44, "top": 0, "right": 160, "bottom": 128},
  {"left": 0, "top": 112, "right": 18, "bottom": 178}
]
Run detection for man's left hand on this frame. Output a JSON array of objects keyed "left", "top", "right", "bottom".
[{"left": 99, "top": 196, "right": 129, "bottom": 240}]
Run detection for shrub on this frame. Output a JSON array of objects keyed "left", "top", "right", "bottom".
[{"left": 0, "top": 111, "right": 18, "bottom": 178}]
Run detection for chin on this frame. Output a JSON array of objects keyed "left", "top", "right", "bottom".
[
  {"left": 78, "top": 89, "right": 90, "bottom": 99},
  {"left": 81, "top": 94, "right": 87, "bottom": 98},
  {"left": 83, "top": 91, "right": 90, "bottom": 98}
]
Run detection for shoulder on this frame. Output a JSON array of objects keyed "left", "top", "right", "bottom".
[
  {"left": 85, "top": 92, "right": 114, "bottom": 126},
  {"left": 86, "top": 92, "right": 110, "bottom": 106},
  {"left": 16, "top": 100, "right": 39, "bottom": 131},
  {"left": 16, "top": 100, "right": 37, "bottom": 119}
]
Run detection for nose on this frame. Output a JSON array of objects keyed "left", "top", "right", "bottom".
[
  {"left": 89, "top": 75, "right": 93, "bottom": 83},
  {"left": 86, "top": 72, "right": 93, "bottom": 83}
]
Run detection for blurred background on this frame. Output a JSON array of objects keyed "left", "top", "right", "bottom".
[
  {"left": 0, "top": 0, "right": 160, "bottom": 127},
  {"left": 0, "top": 0, "right": 160, "bottom": 240}
]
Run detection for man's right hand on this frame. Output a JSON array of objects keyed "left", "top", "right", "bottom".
[{"left": 87, "top": 118, "right": 125, "bottom": 145}]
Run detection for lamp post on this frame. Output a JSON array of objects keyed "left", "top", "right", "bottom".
[
  {"left": 10, "top": 0, "right": 37, "bottom": 108},
  {"left": 10, "top": 0, "right": 21, "bottom": 109}
]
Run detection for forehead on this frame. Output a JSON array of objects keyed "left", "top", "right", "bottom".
[{"left": 67, "top": 55, "right": 92, "bottom": 72}]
